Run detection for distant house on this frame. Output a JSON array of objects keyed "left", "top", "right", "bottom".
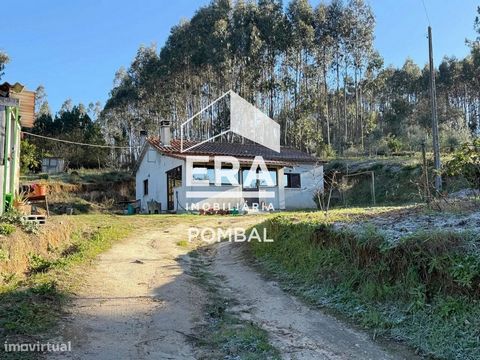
[
  {"left": 42, "top": 157, "right": 65, "bottom": 174},
  {"left": 0, "top": 82, "right": 35, "bottom": 214},
  {"left": 134, "top": 126, "right": 324, "bottom": 213}
]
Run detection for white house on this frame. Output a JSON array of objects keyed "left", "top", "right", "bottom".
[{"left": 134, "top": 127, "right": 324, "bottom": 213}]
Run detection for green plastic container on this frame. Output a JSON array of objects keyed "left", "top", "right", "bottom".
[
  {"left": 127, "top": 203, "right": 135, "bottom": 215},
  {"left": 4, "top": 193, "right": 13, "bottom": 212}
]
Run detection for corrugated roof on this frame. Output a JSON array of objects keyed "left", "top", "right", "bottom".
[{"left": 147, "top": 138, "right": 319, "bottom": 164}]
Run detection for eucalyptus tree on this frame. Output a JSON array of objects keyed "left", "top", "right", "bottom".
[
  {"left": 34, "top": 85, "right": 52, "bottom": 117},
  {"left": 286, "top": 0, "right": 315, "bottom": 147},
  {"left": 230, "top": 0, "right": 262, "bottom": 101},
  {"left": 0, "top": 51, "right": 8, "bottom": 80},
  {"left": 325, "top": 0, "right": 346, "bottom": 149},
  {"left": 257, "top": 0, "right": 287, "bottom": 117},
  {"left": 344, "top": 0, "right": 375, "bottom": 149},
  {"left": 98, "top": 0, "right": 480, "bottom": 162},
  {"left": 314, "top": 3, "right": 334, "bottom": 146}
]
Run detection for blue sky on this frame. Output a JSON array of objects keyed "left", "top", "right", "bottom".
[{"left": 2, "top": 0, "right": 478, "bottom": 114}]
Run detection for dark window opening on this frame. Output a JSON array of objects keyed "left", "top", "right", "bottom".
[
  {"left": 167, "top": 166, "right": 182, "bottom": 211},
  {"left": 143, "top": 179, "right": 149, "bottom": 196},
  {"left": 284, "top": 173, "right": 301, "bottom": 188}
]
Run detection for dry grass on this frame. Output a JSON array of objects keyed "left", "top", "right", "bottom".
[{"left": 0, "top": 218, "right": 74, "bottom": 283}]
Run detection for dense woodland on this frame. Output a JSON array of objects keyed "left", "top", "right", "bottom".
[
  {"left": 99, "top": 0, "right": 480, "bottom": 162},
  {"left": 2, "top": 0, "right": 480, "bottom": 169}
]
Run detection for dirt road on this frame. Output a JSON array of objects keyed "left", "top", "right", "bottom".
[{"left": 49, "top": 217, "right": 414, "bottom": 359}]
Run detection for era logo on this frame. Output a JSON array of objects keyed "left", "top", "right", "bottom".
[{"left": 185, "top": 155, "right": 275, "bottom": 188}]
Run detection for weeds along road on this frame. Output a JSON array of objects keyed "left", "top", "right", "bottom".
[{"left": 49, "top": 216, "right": 414, "bottom": 360}]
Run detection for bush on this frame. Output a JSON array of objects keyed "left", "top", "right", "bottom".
[
  {"left": 0, "top": 210, "right": 39, "bottom": 234},
  {"left": 0, "top": 248, "right": 9, "bottom": 261},
  {"left": 20, "top": 140, "right": 41, "bottom": 174},
  {"left": 445, "top": 139, "right": 480, "bottom": 190},
  {"left": 386, "top": 135, "right": 403, "bottom": 153},
  {"left": 0, "top": 223, "right": 16, "bottom": 236}
]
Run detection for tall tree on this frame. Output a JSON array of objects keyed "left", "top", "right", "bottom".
[{"left": 0, "top": 51, "right": 9, "bottom": 80}]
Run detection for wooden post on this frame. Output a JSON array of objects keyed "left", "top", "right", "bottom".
[
  {"left": 428, "top": 26, "right": 442, "bottom": 192},
  {"left": 421, "top": 141, "right": 431, "bottom": 204},
  {"left": 371, "top": 171, "right": 376, "bottom": 206}
]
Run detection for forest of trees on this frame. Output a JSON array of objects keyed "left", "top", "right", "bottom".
[
  {"left": 3, "top": 0, "right": 480, "bottom": 169},
  {"left": 99, "top": 0, "right": 480, "bottom": 164},
  {"left": 27, "top": 87, "right": 108, "bottom": 169}
]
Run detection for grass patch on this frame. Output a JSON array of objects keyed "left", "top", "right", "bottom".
[
  {"left": 189, "top": 248, "right": 280, "bottom": 360},
  {"left": 325, "top": 158, "right": 471, "bottom": 206},
  {"left": 249, "top": 209, "right": 480, "bottom": 359},
  {"left": 176, "top": 239, "right": 190, "bottom": 248}
]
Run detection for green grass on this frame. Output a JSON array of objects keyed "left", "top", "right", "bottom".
[
  {"left": 176, "top": 239, "right": 190, "bottom": 248},
  {"left": 248, "top": 209, "right": 480, "bottom": 359},
  {"left": 21, "top": 168, "right": 133, "bottom": 185},
  {"left": 325, "top": 159, "right": 471, "bottom": 206}
]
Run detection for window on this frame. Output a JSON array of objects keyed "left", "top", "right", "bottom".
[
  {"left": 242, "top": 168, "right": 277, "bottom": 189},
  {"left": 242, "top": 169, "right": 257, "bottom": 189},
  {"left": 259, "top": 170, "right": 277, "bottom": 187},
  {"left": 193, "top": 166, "right": 239, "bottom": 186},
  {"left": 143, "top": 179, "right": 149, "bottom": 196},
  {"left": 217, "top": 167, "right": 239, "bottom": 185},
  {"left": 147, "top": 149, "right": 156, "bottom": 162},
  {"left": 284, "top": 173, "right": 301, "bottom": 188},
  {"left": 192, "top": 167, "right": 215, "bottom": 184}
]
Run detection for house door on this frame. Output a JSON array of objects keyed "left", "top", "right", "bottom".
[{"left": 166, "top": 166, "right": 182, "bottom": 211}]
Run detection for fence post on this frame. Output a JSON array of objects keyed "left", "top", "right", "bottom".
[{"left": 371, "top": 171, "right": 376, "bottom": 206}]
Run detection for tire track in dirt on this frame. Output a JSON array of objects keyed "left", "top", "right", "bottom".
[{"left": 48, "top": 223, "right": 204, "bottom": 360}]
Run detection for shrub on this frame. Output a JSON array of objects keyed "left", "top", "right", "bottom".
[
  {"left": 386, "top": 135, "right": 403, "bottom": 153},
  {"left": 0, "top": 223, "right": 16, "bottom": 236},
  {"left": 28, "top": 254, "right": 55, "bottom": 274},
  {"left": 20, "top": 140, "right": 40, "bottom": 174},
  {"left": 445, "top": 139, "right": 480, "bottom": 190},
  {"left": 0, "top": 210, "right": 39, "bottom": 234},
  {"left": 0, "top": 248, "right": 9, "bottom": 261}
]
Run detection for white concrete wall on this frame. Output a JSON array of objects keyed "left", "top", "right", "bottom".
[
  {"left": 178, "top": 184, "right": 242, "bottom": 211},
  {"left": 176, "top": 185, "right": 279, "bottom": 212},
  {"left": 135, "top": 145, "right": 183, "bottom": 213},
  {"left": 284, "top": 164, "right": 323, "bottom": 209}
]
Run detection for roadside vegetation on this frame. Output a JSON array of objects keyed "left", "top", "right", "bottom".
[
  {"left": 0, "top": 215, "right": 139, "bottom": 359},
  {"left": 324, "top": 155, "right": 472, "bottom": 207},
  {"left": 249, "top": 204, "right": 480, "bottom": 359}
]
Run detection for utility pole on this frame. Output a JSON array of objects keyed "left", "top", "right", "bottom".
[{"left": 428, "top": 26, "right": 442, "bottom": 192}]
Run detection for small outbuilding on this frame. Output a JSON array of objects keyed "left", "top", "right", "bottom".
[{"left": 41, "top": 157, "right": 65, "bottom": 174}]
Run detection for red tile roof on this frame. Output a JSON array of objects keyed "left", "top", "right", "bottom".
[{"left": 147, "top": 138, "right": 319, "bottom": 164}]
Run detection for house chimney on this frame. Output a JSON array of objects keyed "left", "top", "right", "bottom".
[
  {"left": 140, "top": 130, "right": 148, "bottom": 147},
  {"left": 160, "top": 120, "right": 171, "bottom": 145}
]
